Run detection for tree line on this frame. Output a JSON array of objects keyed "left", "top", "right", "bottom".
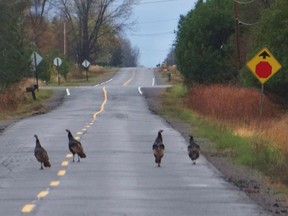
[
  {"left": 171, "top": 0, "right": 288, "bottom": 95},
  {"left": 0, "top": 0, "right": 139, "bottom": 91}
]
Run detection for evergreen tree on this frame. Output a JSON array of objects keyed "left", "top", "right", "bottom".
[
  {"left": 175, "top": 0, "right": 236, "bottom": 85},
  {"left": 241, "top": 0, "right": 288, "bottom": 92},
  {"left": 0, "top": 0, "right": 31, "bottom": 90}
]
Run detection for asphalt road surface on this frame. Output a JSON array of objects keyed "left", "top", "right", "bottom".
[{"left": 0, "top": 68, "right": 270, "bottom": 216}]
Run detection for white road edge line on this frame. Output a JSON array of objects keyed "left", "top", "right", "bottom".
[
  {"left": 152, "top": 77, "right": 155, "bottom": 86},
  {"left": 94, "top": 78, "right": 113, "bottom": 87},
  {"left": 66, "top": 88, "right": 70, "bottom": 96},
  {"left": 138, "top": 87, "right": 143, "bottom": 95}
]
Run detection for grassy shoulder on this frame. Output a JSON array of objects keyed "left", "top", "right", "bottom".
[
  {"left": 0, "top": 66, "right": 118, "bottom": 121},
  {"left": 158, "top": 84, "right": 288, "bottom": 186},
  {"left": 0, "top": 89, "right": 54, "bottom": 120},
  {"left": 47, "top": 66, "right": 118, "bottom": 86}
]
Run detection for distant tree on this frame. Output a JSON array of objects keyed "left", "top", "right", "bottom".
[
  {"left": 165, "top": 46, "right": 176, "bottom": 66},
  {"left": 99, "top": 36, "right": 139, "bottom": 67},
  {"left": 94, "top": 28, "right": 122, "bottom": 65},
  {"left": 60, "top": 0, "right": 136, "bottom": 65},
  {"left": 0, "top": 0, "right": 31, "bottom": 90},
  {"left": 24, "top": 0, "right": 54, "bottom": 50},
  {"left": 175, "top": 0, "right": 235, "bottom": 85},
  {"left": 240, "top": 0, "right": 288, "bottom": 91},
  {"left": 110, "top": 40, "right": 123, "bottom": 66},
  {"left": 121, "top": 38, "right": 139, "bottom": 67}
]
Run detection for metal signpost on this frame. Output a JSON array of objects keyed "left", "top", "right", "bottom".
[
  {"left": 82, "top": 59, "right": 90, "bottom": 81},
  {"left": 246, "top": 47, "right": 282, "bottom": 121},
  {"left": 31, "top": 51, "right": 42, "bottom": 90},
  {"left": 54, "top": 57, "right": 62, "bottom": 86}
]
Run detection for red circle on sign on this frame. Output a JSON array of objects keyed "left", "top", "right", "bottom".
[{"left": 255, "top": 61, "right": 272, "bottom": 78}]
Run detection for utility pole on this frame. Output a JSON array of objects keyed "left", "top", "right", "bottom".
[
  {"left": 234, "top": 0, "right": 240, "bottom": 65},
  {"left": 64, "top": 21, "right": 66, "bottom": 56}
]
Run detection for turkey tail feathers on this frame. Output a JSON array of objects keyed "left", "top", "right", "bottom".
[
  {"left": 78, "top": 152, "right": 86, "bottom": 158},
  {"left": 43, "top": 160, "right": 51, "bottom": 168}
]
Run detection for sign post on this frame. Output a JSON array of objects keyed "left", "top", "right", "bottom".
[
  {"left": 246, "top": 47, "right": 282, "bottom": 121},
  {"left": 31, "top": 51, "right": 42, "bottom": 90},
  {"left": 54, "top": 57, "right": 62, "bottom": 86},
  {"left": 82, "top": 60, "right": 90, "bottom": 81}
]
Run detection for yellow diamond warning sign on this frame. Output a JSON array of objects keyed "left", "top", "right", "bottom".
[{"left": 246, "top": 48, "right": 282, "bottom": 84}]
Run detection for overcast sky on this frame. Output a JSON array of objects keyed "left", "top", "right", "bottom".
[{"left": 126, "top": 0, "right": 197, "bottom": 67}]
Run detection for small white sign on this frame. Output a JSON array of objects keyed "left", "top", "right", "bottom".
[
  {"left": 82, "top": 59, "right": 90, "bottom": 68},
  {"left": 54, "top": 57, "right": 62, "bottom": 67}
]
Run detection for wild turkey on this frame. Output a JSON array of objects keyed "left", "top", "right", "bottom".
[
  {"left": 152, "top": 129, "right": 165, "bottom": 167},
  {"left": 34, "top": 135, "right": 51, "bottom": 169},
  {"left": 66, "top": 129, "right": 86, "bottom": 162},
  {"left": 187, "top": 135, "right": 200, "bottom": 164}
]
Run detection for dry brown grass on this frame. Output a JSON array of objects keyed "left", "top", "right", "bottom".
[
  {"left": 0, "top": 78, "right": 47, "bottom": 119},
  {"left": 261, "top": 115, "right": 288, "bottom": 147},
  {"left": 0, "top": 79, "right": 35, "bottom": 110},
  {"left": 65, "top": 64, "right": 107, "bottom": 82},
  {"left": 186, "top": 84, "right": 281, "bottom": 123},
  {"left": 185, "top": 84, "right": 288, "bottom": 149},
  {"left": 89, "top": 65, "right": 105, "bottom": 73}
]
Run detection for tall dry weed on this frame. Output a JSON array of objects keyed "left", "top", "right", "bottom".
[
  {"left": 186, "top": 84, "right": 281, "bottom": 124},
  {"left": 0, "top": 78, "right": 36, "bottom": 112},
  {"left": 261, "top": 115, "right": 288, "bottom": 148},
  {"left": 185, "top": 84, "right": 288, "bottom": 151}
]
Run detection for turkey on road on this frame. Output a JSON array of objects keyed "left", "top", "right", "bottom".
[
  {"left": 152, "top": 129, "right": 165, "bottom": 167},
  {"left": 187, "top": 135, "right": 200, "bottom": 164},
  {"left": 34, "top": 135, "right": 51, "bottom": 169},
  {"left": 66, "top": 129, "right": 86, "bottom": 162}
]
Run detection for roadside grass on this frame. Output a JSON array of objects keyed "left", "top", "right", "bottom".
[
  {"left": 0, "top": 66, "right": 118, "bottom": 120},
  {"left": 160, "top": 84, "right": 288, "bottom": 184},
  {"left": 48, "top": 66, "right": 118, "bottom": 86},
  {"left": 0, "top": 85, "right": 53, "bottom": 120}
]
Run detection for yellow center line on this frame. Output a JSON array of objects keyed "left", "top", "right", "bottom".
[
  {"left": 57, "top": 170, "right": 66, "bottom": 176},
  {"left": 93, "top": 87, "right": 108, "bottom": 120},
  {"left": 50, "top": 181, "right": 60, "bottom": 187},
  {"left": 76, "top": 131, "right": 83, "bottom": 135},
  {"left": 61, "top": 161, "right": 69, "bottom": 166},
  {"left": 37, "top": 190, "right": 49, "bottom": 199},
  {"left": 21, "top": 204, "right": 35, "bottom": 213},
  {"left": 123, "top": 78, "right": 132, "bottom": 86},
  {"left": 123, "top": 71, "right": 135, "bottom": 86},
  {"left": 75, "top": 136, "right": 80, "bottom": 140},
  {"left": 66, "top": 153, "right": 73, "bottom": 158}
]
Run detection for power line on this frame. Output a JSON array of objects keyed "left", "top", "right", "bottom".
[
  {"left": 130, "top": 31, "right": 174, "bottom": 36},
  {"left": 138, "top": 18, "right": 179, "bottom": 24},
  {"left": 234, "top": 0, "right": 255, "bottom": 4},
  {"left": 138, "top": 0, "right": 185, "bottom": 5}
]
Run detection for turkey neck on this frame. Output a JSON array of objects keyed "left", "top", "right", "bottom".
[
  {"left": 35, "top": 138, "right": 41, "bottom": 148},
  {"left": 189, "top": 136, "right": 195, "bottom": 146},
  {"left": 67, "top": 132, "right": 74, "bottom": 140},
  {"left": 157, "top": 132, "right": 162, "bottom": 141}
]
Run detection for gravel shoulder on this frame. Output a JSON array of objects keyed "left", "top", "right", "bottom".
[{"left": 1, "top": 73, "right": 287, "bottom": 215}]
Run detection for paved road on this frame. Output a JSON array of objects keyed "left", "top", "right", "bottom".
[{"left": 0, "top": 68, "right": 270, "bottom": 215}]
